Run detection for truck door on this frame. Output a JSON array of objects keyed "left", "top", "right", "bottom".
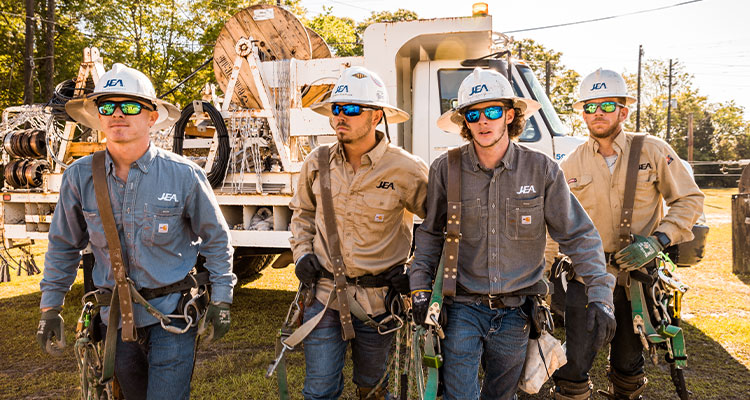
[{"left": 412, "top": 60, "right": 553, "bottom": 165}]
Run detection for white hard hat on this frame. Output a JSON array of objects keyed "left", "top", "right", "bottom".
[
  {"left": 572, "top": 68, "right": 636, "bottom": 111},
  {"left": 437, "top": 68, "right": 541, "bottom": 134},
  {"left": 310, "top": 66, "right": 409, "bottom": 123},
  {"left": 66, "top": 63, "right": 181, "bottom": 132}
]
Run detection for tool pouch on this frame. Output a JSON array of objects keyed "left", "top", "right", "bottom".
[{"left": 527, "top": 296, "right": 554, "bottom": 340}]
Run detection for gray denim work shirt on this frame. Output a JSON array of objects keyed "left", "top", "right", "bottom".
[
  {"left": 40, "top": 144, "right": 236, "bottom": 327},
  {"left": 410, "top": 142, "right": 615, "bottom": 307}
]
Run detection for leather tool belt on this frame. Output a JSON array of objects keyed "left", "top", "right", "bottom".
[
  {"left": 318, "top": 269, "right": 389, "bottom": 288},
  {"left": 94, "top": 271, "right": 211, "bottom": 305},
  {"left": 455, "top": 280, "right": 553, "bottom": 310}
]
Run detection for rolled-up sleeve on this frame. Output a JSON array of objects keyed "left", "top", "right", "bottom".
[
  {"left": 40, "top": 166, "right": 89, "bottom": 309},
  {"left": 185, "top": 167, "right": 236, "bottom": 304},
  {"left": 544, "top": 163, "right": 614, "bottom": 306},
  {"left": 409, "top": 156, "right": 447, "bottom": 292}
]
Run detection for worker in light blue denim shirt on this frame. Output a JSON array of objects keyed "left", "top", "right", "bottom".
[{"left": 36, "top": 63, "right": 235, "bottom": 400}]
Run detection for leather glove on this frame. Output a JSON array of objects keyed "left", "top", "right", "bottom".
[
  {"left": 201, "top": 302, "right": 231, "bottom": 342},
  {"left": 586, "top": 302, "right": 616, "bottom": 350},
  {"left": 384, "top": 264, "right": 409, "bottom": 295},
  {"left": 36, "top": 308, "right": 65, "bottom": 356},
  {"left": 411, "top": 290, "right": 432, "bottom": 328},
  {"left": 615, "top": 234, "right": 663, "bottom": 271},
  {"left": 295, "top": 253, "right": 322, "bottom": 284}
]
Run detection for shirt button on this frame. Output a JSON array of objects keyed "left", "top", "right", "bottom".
[
  {"left": 491, "top": 228, "right": 496, "bottom": 234},
  {"left": 127, "top": 208, "right": 130, "bottom": 213},
  {"left": 491, "top": 203, "right": 495, "bottom": 209},
  {"left": 493, "top": 277, "right": 498, "bottom": 282},
  {"left": 492, "top": 253, "right": 497, "bottom": 258},
  {"left": 127, "top": 233, "right": 131, "bottom": 239}
]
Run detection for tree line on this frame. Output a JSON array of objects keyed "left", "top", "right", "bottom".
[{"left": 3, "top": 0, "right": 747, "bottom": 184}]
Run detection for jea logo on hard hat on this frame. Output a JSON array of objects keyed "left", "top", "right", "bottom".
[
  {"left": 103, "top": 79, "right": 124, "bottom": 89},
  {"left": 335, "top": 85, "right": 348, "bottom": 94},
  {"left": 470, "top": 84, "right": 489, "bottom": 96},
  {"left": 591, "top": 82, "right": 607, "bottom": 91}
]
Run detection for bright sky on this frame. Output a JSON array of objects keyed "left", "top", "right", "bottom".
[{"left": 300, "top": 0, "right": 750, "bottom": 118}]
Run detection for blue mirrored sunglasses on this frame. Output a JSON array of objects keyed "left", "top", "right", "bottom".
[
  {"left": 331, "top": 104, "right": 376, "bottom": 117},
  {"left": 463, "top": 105, "right": 504, "bottom": 123}
]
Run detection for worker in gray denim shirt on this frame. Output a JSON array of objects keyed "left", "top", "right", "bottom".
[
  {"left": 409, "top": 68, "right": 616, "bottom": 400},
  {"left": 36, "top": 64, "right": 236, "bottom": 400}
]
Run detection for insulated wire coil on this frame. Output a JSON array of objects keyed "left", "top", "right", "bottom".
[{"left": 172, "top": 101, "right": 230, "bottom": 188}]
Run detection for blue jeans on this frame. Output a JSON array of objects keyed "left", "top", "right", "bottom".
[
  {"left": 302, "top": 299, "right": 395, "bottom": 400},
  {"left": 102, "top": 319, "right": 198, "bottom": 400},
  {"left": 553, "top": 282, "right": 645, "bottom": 384},
  {"left": 442, "top": 301, "right": 530, "bottom": 400}
]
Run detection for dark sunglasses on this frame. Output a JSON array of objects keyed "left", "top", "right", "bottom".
[
  {"left": 464, "top": 105, "right": 504, "bottom": 123},
  {"left": 582, "top": 101, "right": 624, "bottom": 114},
  {"left": 331, "top": 104, "right": 376, "bottom": 117},
  {"left": 97, "top": 100, "right": 154, "bottom": 116}
]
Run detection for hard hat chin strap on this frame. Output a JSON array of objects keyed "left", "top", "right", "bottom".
[{"left": 382, "top": 112, "right": 390, "bottom": 143}]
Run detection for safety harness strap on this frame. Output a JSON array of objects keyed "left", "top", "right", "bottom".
[
  {"left": 318, "top": 145, "right": 356, "bottom": 340},
  {"left": 618, "top": 134, "right": 646, "bottom": 251},
  {"left": 442, "top": 147, "right": 462, "bottom": 296},
  {"left": 93, "top": 151, "right": 138, "bottom": 343}
]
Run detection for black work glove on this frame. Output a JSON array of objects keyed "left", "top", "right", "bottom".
[
  {"left": 201, "top": 302, "right": 231, "bottom": 342},
  {"left": 586, "top": 302, "right": 616, "bottom": 350},
  {"left": 411, "top": 290, "right": 432, "bottom": 328},
  {"left": 295, "top": 253, "right": 322, "bottom": 284},
  {"left": 384, "top": 264, "right": 409, "bottom": 295},
  {"left": 36, "top": 308, "right": 65, "bottom": 356}
]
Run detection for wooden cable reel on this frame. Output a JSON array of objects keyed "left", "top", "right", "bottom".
[{"left": 212, "top": 4, "right": 332, "bottom": 109}]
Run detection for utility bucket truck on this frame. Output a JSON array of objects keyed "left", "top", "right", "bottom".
[{"left": 0, "top": 5, "right": 585, "bottom": 277}]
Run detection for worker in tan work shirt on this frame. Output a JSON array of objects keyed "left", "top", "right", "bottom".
[
  {"left": 550, "top": 68, "right": 704, "bottom": 400},
  {"left": 289, "top": 66, "right": 428, "bottom": 400}
]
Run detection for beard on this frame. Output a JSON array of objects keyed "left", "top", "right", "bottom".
[
  {"left": 587, "top": 119, "right": 621, "bottom": 139},
  {"left": 335, "top": 122, "right": 369, "bottom": 144}
]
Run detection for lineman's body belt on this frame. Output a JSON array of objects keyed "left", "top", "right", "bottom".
[
  {"left": 94, "top": 271, "right": 211, "bottom": 304},
  {"left": 318, "top": 269, "right": 389, "bottom": 288},
  {"left": 456, "top": 280, "right": 553, "bottom": 310}
]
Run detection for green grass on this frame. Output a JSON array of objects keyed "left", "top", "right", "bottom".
[{"left": 1, "top": 188, "right": 749, "bottom": 399}]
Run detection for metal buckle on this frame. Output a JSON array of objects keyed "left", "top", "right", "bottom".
[{"left": 486, "top": 294, "right": 504, "bottom": 310}]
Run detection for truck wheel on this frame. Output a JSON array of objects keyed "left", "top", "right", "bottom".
[{"left": 233, "top": 254, "right": 275, "bottom": 278}]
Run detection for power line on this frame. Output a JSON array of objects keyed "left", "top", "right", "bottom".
[{"left": 506, "top": 0, "right": 705, "bottom": 33}]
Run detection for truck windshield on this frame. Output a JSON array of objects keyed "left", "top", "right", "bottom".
[
  {"left": 438, "top": 68, "right": 540, "bottom": 142},
  {"left": 516, "top": 65, "right": 570, "bottom": 136}
]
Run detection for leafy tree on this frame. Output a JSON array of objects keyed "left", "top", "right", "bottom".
[
  {"left": 514, "top": 38, "right": 582, "bottom": 134},
  {"left": 305, "top": 6, "right": 358, "bottom": 57}
]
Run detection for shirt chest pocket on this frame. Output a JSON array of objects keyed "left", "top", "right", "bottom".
[
  {"left": 143, "top": 204, "right": 185, "bottom": 246},
  {"left": 568, "top": 174, "right": 595, "bottom": 212},
  {"left": 459, "top": 198, "right": 484, "bottom": 241},
  {"left": 505, "top": 196, "right": 545, "bottom": 240},
  {"left": 82, "top": 210, "right": 107, "bottom": 248},
  {"left": 361, "top": 191, "right": 401, "bottom": 234}
]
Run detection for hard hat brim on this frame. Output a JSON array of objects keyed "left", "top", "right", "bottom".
[
  {"left": 572, "top": 95, "right": 637, "bottom": 111},
  {"left": 436, "top": 97, "right": 542, "bottom": 134},
  {"left": 65, "top": 92, "right": 181, "bottom": 132},
  {"left": 310, "top": 99, "right": 410, "bottom": 124}
]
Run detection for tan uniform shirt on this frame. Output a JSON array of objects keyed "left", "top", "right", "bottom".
[
  {"left": 560, "top": 131, "right": 704, "bottom": 276},
  {"left": 289, "top": 133, "right": 429, "bottom": 316}
]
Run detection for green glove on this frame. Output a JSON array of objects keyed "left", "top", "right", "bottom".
[
  {"left": 614, "top": 234, "right": 663, "bottom": 271},
  {"left": 201, "top": 302, "right": 231, "bottom": 342},
  {"left": 36, "top": 308, "right": 65, "bottom": 356}
]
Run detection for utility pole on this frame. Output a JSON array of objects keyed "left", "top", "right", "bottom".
[
  {"left": 517, "top": 43, "right": 522, "bottom": 59},
  {"left": 545, "top": 60, "right": 551, "bottom": 97},
  {"left": 666, "top": 59, "right": 673, "bottom": 143},
  {"left": 636, "top": 45, "right": 643, "bottom": 132},
  {"left": 687, "top": 113, "right": 694, "bottom": 162},
  {"left": 43, "top": 0, "right": 55, "bottom": 101},
  {"left": 23, "top": 0, "right": 35, "bottom": 104}
]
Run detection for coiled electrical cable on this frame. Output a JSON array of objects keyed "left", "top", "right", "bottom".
[
  {"left": 46, "top": 79, "right": 94, "bottom": 122},
  {"left": 172, "top": 101, "right": 230, "bottom": 188}
]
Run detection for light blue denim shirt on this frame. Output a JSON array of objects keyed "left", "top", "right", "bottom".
[{"left": 40, "top": 144, "right": 236, "bottom": 327}]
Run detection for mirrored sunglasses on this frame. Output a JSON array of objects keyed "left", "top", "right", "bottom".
[
  {"left": 331, "top": 104, "right": 376, "bottom": 117},
  {"left": 97, "top": 101, "right": 153, "bottom": 116},
  {"left": 464, "top": 105, "right": 504, "bottom": 123},
  {"left": 582, "top": 101, "right": 624, "bottom": 114}
]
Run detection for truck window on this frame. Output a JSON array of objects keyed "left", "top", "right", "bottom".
[
  {"left": 438, "top": 68, "right": 540, "bottom": 142},
  {"left": 516, "top": 65, "right": 570, "bottom": 136}
]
